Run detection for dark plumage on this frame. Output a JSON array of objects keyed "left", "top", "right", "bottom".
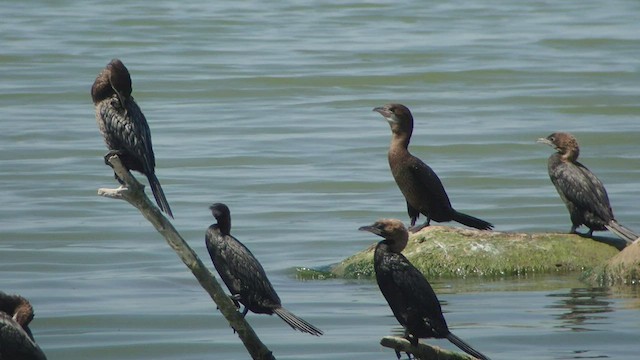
[
  {"left": 91, "top": 59, "right": 173, "bottom": 218},
  {"left": 373, "top": 104, "right": 493, "bottom": 232},
  {"left": 205, "top": 203, "right": 323, "bottom": 336},
  {"left": 359, "top": 219, "right": 491, "bottom": 360},
  {"left": 0, "top": 292, "right": 47, "bottom": 360},
  {"left": 538, "top": 132, "right": 638, "bottom": 244}
]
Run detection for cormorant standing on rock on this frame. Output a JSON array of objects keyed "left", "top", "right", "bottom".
[
  {"left": 205, "top": 203, "right": 323, "bottom": 336},
  {"left": 538, "top": 132, "right": 638, "bottom": 243},
  {"left": 359, "top": 219, "right": 491, "bottom": 360},
  {"left": 373, "top": 104, "right": 493, "bottom": 232},
  {"left": 91, "top": 59, "right": 173, "bottom": 218},
  {"left": 0, "top": 292, "right": 47, "bottom": 360}
]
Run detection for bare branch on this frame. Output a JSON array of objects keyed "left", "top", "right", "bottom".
[
  {"left": 380, "top": 336, "right": 477, "bottom": 360},
  {"left": 98, "top": 154, "right": 275, "bottom": 360}
]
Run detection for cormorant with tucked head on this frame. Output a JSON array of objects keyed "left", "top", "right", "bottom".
[
  {"left": 91, "top": 59, "right": 173, "bottom": 218},
  {"left": 205, "top": 203, "right": 323, "bottom": 336},
  {"left": 0, "top": 292, "right": 47, "bottom": 360},
  {"left": 373, "top": 104, "right": 493, "bottom": 232},
  {"left": 537, "top": 132, "right": 638, "bottom": 243},
  {"left": 359, "top": 219, "right": 491, "bottom": 360}
]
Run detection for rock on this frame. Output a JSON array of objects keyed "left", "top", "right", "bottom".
[
  {"left": 328, "top": 226, "right": 621, "bottom": 279},
  {"left": 584, "top": 240, "right": 640, "bottom": 286}
]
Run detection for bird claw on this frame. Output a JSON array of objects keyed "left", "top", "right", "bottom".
[
  {"left": 394, "top": 349, "right": 402, "bottom": 359},
  {"left": 408, "top": 223, "right": 429, "bottom": 233},
  {"left": 229, "top": 294, "right": 241, "bottom": 309},
  {"left": 103, "top": 150, "right": 122, "bottom": 166}
]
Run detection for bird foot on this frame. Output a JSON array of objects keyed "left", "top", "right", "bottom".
[
  {"left": 408, "top": 223, "right": 429, "bottom": 233},
  {"left": 103, "top": 150, "right": 123, "bottom": 166},
  {"left": 229, "top": 294, "right": 241, "bottom": 309}
]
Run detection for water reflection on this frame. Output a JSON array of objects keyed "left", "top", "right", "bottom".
[{"left": 547, "top": 287, "right": 613, "bottom": 331}]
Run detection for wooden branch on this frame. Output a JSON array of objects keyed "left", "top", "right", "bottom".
[
  {"left": 98, "top": 154, "right": 275, "bottom": 360},
  {"left": 380, "top": 336, "right": 476, "bottom": 360}
]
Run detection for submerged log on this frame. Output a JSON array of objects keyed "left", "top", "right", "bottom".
[
  {"left": 329, "top": 226, "right": 621, "bottom": 279},
  {"left": 380, "top": 336, "right": 477, "bottom": 360}
]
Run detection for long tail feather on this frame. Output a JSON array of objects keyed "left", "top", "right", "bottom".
[
  {"left": 606, "top": 220, "right": 639, "bottom": 244},
  {"left": 147, "top": 173, "right": 173, "bottom": 218},
  {"left": 273, "top": 307, "right": 323, "bottom": 336},
  {"left": 452, "top": 211, "right": 493, "bottom": 230},
  {"left": 446, "top": 332, "right": 491, "bottom": 360}
]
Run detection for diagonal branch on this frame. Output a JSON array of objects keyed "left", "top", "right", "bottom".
[
  {"left": 98, "top": 154, "right": 275, "bottom": 360},
  {"left": 380, "top": 336, "right": 478, "bottom": 360}
]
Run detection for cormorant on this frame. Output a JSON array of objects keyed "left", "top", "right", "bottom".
[
  {"left": 538, "top": 132, "right": 638, "bottom": 243},
  {"left": 205, "top": 203, "right": 323, "bottom": 336},
  {"left": 373, "top": 104, "right": 493, "bottom": 232},
  {"left": 359, "top": 219, "right": 491, "bottom": 360},
  {"left": 91, "top": 59, "right": 173, "bottom": 218},
  {"left": 0, "top": 292, "right": 47, "bottom": 360}
]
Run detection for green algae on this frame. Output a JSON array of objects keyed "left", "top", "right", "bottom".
[
  {"left": 329, "top": 226, "right": 620, "bottom": 279},
  {"left": 584, "top": 241, "right": 640, "bottom": 286},
  {"left": 294, "top": 266, "right": 336, "bottom": 280}
]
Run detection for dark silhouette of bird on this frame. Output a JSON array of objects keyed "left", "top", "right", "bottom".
[
  {"left": 205, "top": 203, "right": 323, "bottom": 336},
  {"left": 91, "top": 59, "right": 173, "bottom": 218},
  {"left": 538, "top": 132, "right": 638, "bottom": 244},
  {"left": 359, "top": 219, "right": 491, "bottom": 360},
  {"left": 0, "top": 292, "right": 47, "bottom": 360},
  {"left": 373, "top": 104, "right": 493, "bottom": 232}
]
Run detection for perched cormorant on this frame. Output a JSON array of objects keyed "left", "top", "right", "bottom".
[
  {"left": 205, "top": 203, "right": 323, "bottom": 336},
  {"left": 538, "top": 132, "right": 638, "bottom": 243},
  {"left": 0, "top": 292, "right": 47, "bottom": 360},
  {"left": 359, "top": 219, "right": 491, "bottom": 360},
  {"left": 91, "top": 59, "right": 173, "bottom": 218},
  {"left": 373, "top": 104, "right": 493, "bottom": 232}
]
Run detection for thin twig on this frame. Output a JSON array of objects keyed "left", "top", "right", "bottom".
[{"left": 98, "top": 154, "right": 275, "bottom": 360}]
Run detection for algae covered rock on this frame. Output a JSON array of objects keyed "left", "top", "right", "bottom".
[
  {"left": 585, "top": 240, "right": 640, "bottom": 286},
  {"left": 330, "top": 226, "right": 620, "bottom": 279}
]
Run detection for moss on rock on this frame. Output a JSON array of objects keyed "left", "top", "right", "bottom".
[
  {"left": 330, "top": 226, "right": 620, "bottom": 279},
  {"left": 584, "top": 240, "right": 640, "bottom": 286}
]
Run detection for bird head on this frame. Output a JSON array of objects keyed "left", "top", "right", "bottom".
[{"left": 359, "top": 219, "right": 409, "bottom": 253}]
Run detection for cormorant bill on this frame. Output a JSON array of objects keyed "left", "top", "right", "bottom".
[
  {"left": 205, "top": 203, "right": 323, "bottom": 336},
  {"left": 373, "top": 104, "right": 493, "bottom": 232},
  {"left": 359, "top": 219, "right": 491, "bottom": 360},
  {"left": 91, "top": 59, "right": 174, "bottom": 218},
  {"left": 0, "top": 292, "right": 48, "bottom": 360},
  {"left": 537, "top": 132, "right": 638, "bottom": 244}
]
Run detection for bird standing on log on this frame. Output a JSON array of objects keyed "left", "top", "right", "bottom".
[
  {"left": 0, "top": 292, "right": 47, "bottom": 360},
  {"left": 91, "top": 59, "right": 173, "bottom": 218},
  {"left": 373, "top": 103, "right": 493, "bottom": 232},
  {"left": 205, "top": 203, "right": 323, "bottom": 336},
  {"left": 538, "top": 132, "right": 638, "bottom": 244},
  {"left": 359, "top": 219, "right": 491, "bottom": 360}
]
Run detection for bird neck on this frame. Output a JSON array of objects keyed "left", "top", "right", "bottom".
[
  {"left": 216, "top": 220, "right": 231, "bottom": 236},
  {"left": 13, "top": 301, "right": 34, "bottom": 327},
  {"left": 380, "top": 237, "right": 408, "bottom": 254},
  {"left": 561, "top": 148, "right": 579, "bottom": 163},
  {"left": 389, "top": 129, "right": 411, "bottom": 151}
]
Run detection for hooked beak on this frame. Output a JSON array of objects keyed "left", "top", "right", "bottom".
[
  {"left": 358, "top": 225, "right": 383, "bottom": 237},
  {"left": 373, "top": 106, "right": 391, "bottom": 118},
  {"left": 536, "top": 137, "right": 553, "bottom": 147}
]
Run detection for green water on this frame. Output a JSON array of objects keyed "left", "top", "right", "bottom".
[{"left": 1, "top": 0, "right": 639, "bottom": 359}]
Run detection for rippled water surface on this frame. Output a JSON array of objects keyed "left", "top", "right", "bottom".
[{"left": 1, "top": 0, "right": 640, "bottom": 359}]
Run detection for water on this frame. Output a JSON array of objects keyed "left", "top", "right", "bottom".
[{"left": 1, "top": 0, "right": 639, "bottom": 358}]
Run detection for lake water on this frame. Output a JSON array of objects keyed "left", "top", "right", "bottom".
[{"left": 1, "top": 0, "right": 639, "bottom": 359}]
